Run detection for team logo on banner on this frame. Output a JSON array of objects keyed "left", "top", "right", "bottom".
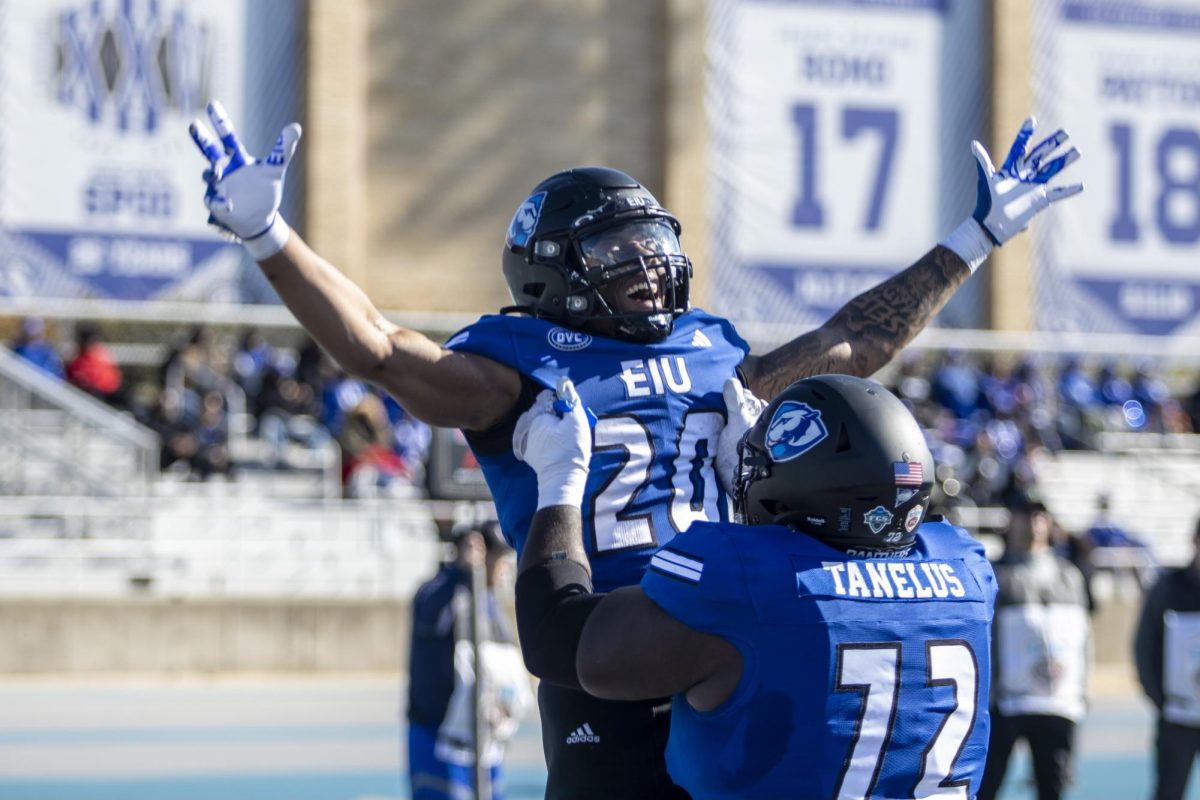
[{"left": 54, "top": 1, "right": 213, "bottom": 133}]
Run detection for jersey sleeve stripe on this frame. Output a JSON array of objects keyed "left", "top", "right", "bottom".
[
  {"left": 655, "top": 548, "right": 704, "bottom": 572},
  {"left": 650, "top": 553, "right": 702, "bottom": 583}
]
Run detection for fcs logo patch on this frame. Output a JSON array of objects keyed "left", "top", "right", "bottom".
[
  {"left": 765, "top": 401, "right": 828, "bottom": 462},
  {"left": 507, "top": 191, "right": 547, "bottom": 248},
  {"left": 864, "top": 505, "right": 894, "bottom": 535}
]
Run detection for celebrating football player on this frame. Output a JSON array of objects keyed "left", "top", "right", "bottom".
[
  {"left": 513, "top": 374, "right": 997, "bottom": 799},
  {"left": 190, "top": 102, "right": 1075, "bottom": 799}
]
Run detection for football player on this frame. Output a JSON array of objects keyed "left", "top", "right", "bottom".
[
  {"left": 190, "top": 104, "right": 1073, "bottom": 798},
  {"left": 513, "top": 374, "right": 997, "bottom": 799}
]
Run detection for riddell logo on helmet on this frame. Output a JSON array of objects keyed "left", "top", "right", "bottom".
[{"left": 548, "top": 328, "right": 593, "bottom": 351}]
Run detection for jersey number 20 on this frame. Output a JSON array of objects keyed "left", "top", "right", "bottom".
[{"left": 833, "top": 640, "right": 979, "bottom": 800}]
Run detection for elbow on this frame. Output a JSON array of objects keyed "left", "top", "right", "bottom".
[{"left": 576, "top": 650, "right": 629, "bottom": 700}]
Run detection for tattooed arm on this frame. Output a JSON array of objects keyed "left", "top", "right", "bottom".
[{"left": 741, "top": 246, "right": 969, "bottom": 400}]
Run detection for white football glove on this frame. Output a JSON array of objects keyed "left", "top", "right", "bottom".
[
  {"left": 189, "top": 101, "right": 301, "bottom": 260},
  {"left": 715, "top": 377, "right": 766, "bottom": 497},
  {"left": 513, "top": 377, "right": 592, "bottom": 510},
  {"left": 941, "top": 116, "right": 1083, "bottom": 272}
]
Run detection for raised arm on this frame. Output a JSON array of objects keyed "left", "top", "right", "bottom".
[
  {"left": 742, "top": 246, "right": 970, "bottom": 398},
  {"left": 742, "top": 117, "right": 1083, "bottom": 400},
  {"left": 189, "top": 102, "right": 519, "bottom": 430}
]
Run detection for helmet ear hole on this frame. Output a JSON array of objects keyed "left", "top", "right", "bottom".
[
  {"left": 760, "top": 499, "right": 791, "bottom": 518},
  {"left": 523, "top": 283, "right": 546, "bottom": 299},
  {"left": 835, "top": 424, "right": 852, "bottom": 453}
]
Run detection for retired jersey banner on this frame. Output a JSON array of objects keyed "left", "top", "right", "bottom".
[
  {"left": 0, "top": 0, "right": 246, "bottom": 302},
  {"left": 1034, "top": 0, "right": 1200, "bottom": 336},
  {"left": 707, "top": 0, "right": 977, "bottom": 329}
]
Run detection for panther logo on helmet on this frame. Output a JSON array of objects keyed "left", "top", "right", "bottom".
[
  {"left": 765, "top": 401, "right": 828, "bottom": 462},
  {"left": 507, "top": 191, "right": 547, "bottom": 248}
]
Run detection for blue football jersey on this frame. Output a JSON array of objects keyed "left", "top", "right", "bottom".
[
  {"left": 641, "top": 520, "right": 997, "bottom": 800},
  {"left": 447, "top": 310, "right": 748, "bottom": 591}
]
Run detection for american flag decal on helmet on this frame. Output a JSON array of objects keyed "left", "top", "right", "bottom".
[{"left": 893, "top": 461, "right": 923, "bottom": 486}]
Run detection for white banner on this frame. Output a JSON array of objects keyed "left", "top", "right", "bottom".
[
  {"left": 1034, "top": 0, "right": 1200, "bottom": 336},
  {"left": 0, "top": 0, "right": 247, "bottom": 302},
  {"left": 996, "top": 603, "right": 1090, "bottom": 721},
  {"left": 708, "top": 0, "right": 958, "bottom": 328},
  {"left": 1164, "top": 609, "right": 1200, "bottom": 726}
]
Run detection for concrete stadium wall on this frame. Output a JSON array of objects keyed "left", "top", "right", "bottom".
[
  {"left": 0, "top": 594, "right": 1141, "bottom": 673},
  {"left": 0, "top": 599, "right": 409, "bottom": 674}
]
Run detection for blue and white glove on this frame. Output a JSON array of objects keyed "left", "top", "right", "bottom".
[
  {"left": 715, "top": 377, "right": 765, "bottom": 496},
  {"left": 189, "top": 101, "right": 301, "bottom": 260},
  {"left": 513, "top": 377, "right": 593, "bottom": 510},
  {"left": 941, "top": 116, "right": 1083, "bottom": 273}
]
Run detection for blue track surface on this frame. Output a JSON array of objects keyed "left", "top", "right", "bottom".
[{"left": 0, "top": 674, "right": 1194, "bottom": 800}]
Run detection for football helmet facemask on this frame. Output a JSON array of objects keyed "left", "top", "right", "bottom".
[
  {"left": 734, "top": 375, "right": 935, "bottom": 556},
  {"left": 502, "top": 167, "right": 692, "bottom": 342}
]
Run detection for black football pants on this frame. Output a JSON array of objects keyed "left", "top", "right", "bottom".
[
  {"left": 1152, "top": 718, "right": 1200, "bottom": 800},
  {"left": 537, "top": 682, "right": 691, "bottom": 800},
  {"left": 978, "top": 713, "right": 1077, "bottom": 800}
]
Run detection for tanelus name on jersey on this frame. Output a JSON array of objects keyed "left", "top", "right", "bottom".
[{"left": 806, "top": 560, "right": 969, "bottom": 600}]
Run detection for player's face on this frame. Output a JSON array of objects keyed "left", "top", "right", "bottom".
[{"left": 579, "top": 221, "right": 682, "bottom": 315}]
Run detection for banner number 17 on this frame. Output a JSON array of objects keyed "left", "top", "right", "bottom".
[{"left": 791, "top": 103, "right": 899, "bottom": 232}]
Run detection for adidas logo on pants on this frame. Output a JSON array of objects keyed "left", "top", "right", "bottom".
[{"left": 565, "top": 723, "right": 600, "bottom": 744}]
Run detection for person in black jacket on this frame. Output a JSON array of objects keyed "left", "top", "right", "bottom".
[
  {"left": 407, "top": 522, "right": 525, "bottom": 800},
  {"left": 1134, "top": 518, "right": 1200, "bottom": 800}
]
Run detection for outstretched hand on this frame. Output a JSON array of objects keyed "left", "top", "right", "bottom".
[
  {"left": 971, "top": 116, "right": 1083, "bottom": 246},
  {"left": 189, "top": 101, "right": 301, "bottom": 259}
]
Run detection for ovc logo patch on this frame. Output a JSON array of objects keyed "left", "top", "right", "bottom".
[
  {"left": 508, "top": 191, "right": 547, "bottom": 248},
  {"left": 764, "top": 401, "right": 828, "bottom": 462},
  {"left": 547, "top": 327, "right": 592, "bottom": 352}
]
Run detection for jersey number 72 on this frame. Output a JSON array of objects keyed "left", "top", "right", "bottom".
[{"left": 833, "top": 639, "right": 980, "bottom": 800}]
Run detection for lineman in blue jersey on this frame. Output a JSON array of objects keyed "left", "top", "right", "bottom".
[
  {"left": 513, "top": 375, "right": 997, "bottom": 799},
  {"left": 190, "top": 102, "right": 1076, "bottom": 799}
]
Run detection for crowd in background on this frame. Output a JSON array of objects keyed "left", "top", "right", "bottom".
[
  {"left": 8, "top": 317, "right": 431, "bottom": 497},
  {"left": 8, "top": 317, "right": 1200, "bottom": 509}
]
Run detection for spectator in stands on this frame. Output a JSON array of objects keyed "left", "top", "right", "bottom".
[
  {"left": 1132, "top": 364, "right": 1172, "bottom": 433},
  {"left": 191, "top": 390, "right": 232, "bottom": 480},
  {"left": 407, "top": 521, "right": 529, "bottom": 800},
  {"left": 381, "top": 392, "right": 432, "bottom": 486},
  {"left": 1134, "top": 517, "right": 1200, "bottom": 800},
  {"left": 932, "top": 348, "right": 983, "bottom": 419},
  {"left": 162, "top": 326, "right": 228, "bottom": 423},
  {"left": 256, "top": 362, "right": 332, "bottom": 464},
  {"left": 10, "top": 317, "right": 63, "bottom": 379},
  {"left": 66, "top": 324, "right": 125, "bottom": 408},
  {"left": 1056, "top": 356, "right": 1099, "bottom": 449},
  {"left": 339, "top": 393, "right": 412, "bottom": 498},
  {"left": 1085, "top": 493, "right": 1148, "bottom": 549},
  {"left": 980, "top": 496, "right": 1091, "bottom": 800},
  {"left": 148, "top": 386, "right": 198, "bottom": 473},
  {"left": 233, "top": 328, "right": 274, "bottom": 406}
]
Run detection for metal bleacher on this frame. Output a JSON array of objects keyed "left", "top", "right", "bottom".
[
  {"left": 0, "top": 345, "right": 444, "bottom": 599},
  {"left": 1035, "top": 439, "right": 1200, "bottom": 567}
]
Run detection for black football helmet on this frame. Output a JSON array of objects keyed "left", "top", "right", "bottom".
[
  {"left": 734, "top": 375, "right": 935, "bottom": 555},
  {"left": 501, "top": 167, "right": 692, "bottom": 342}
]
